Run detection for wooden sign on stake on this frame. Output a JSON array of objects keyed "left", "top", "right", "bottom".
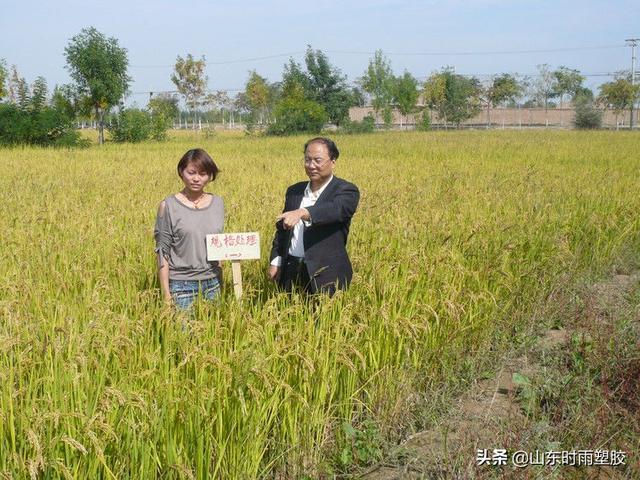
[{"left": 206, "top": 232, "right": 261, "bottom": 299}]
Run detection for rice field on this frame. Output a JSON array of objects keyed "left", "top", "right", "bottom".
[{"left": 1, "top": 131, "right": 639, "bottom": 478}]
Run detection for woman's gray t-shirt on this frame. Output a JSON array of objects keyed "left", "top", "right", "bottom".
[{"left": 154, "top": 194, "right": 224, "bottom": 280}]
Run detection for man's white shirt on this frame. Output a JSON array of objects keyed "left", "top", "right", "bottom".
[{"left": 270, "top": 175, "right": 334, "bottom": 267}]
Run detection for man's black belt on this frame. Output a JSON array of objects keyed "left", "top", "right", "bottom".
[{"left": 287, "top": 255, "right": 305, "bottom": 265}]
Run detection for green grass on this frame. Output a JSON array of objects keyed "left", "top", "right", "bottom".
[{"left": 1, "top": 131, "right": 639, "bottom": 478}]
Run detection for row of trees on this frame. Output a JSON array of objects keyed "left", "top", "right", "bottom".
[
  {"left": 235, "top": 51, "right": 640, "bottom": 132},
  {"left": 2, "top": 26, "right": 640, "bottom": 144}
]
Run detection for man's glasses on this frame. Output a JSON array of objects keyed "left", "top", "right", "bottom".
[{"left": 303, "top": 156, "right": 332, "bottom": 168}]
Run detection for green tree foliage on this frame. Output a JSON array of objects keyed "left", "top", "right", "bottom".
[
  {"left": 281, "top": 59, "right": 311, "bottom": 98},
  {"left": 244, "top": 71, "right": 271, "bottom": 125},
  {"left": 482, "top": 73, "right": 522, "bottom": 125},
  {"left": 598, "top": 75, "right": 640, "bottom": 128},
  {"left": 64, "top": 26, "right": 130, "bottom": 145},
  {"left": 416, "top": 110, "right": 431, "bottom": 131},
  {"left": 488, "top": 74, "right": 522, "bottom": 106},
  {"left": 266, "top": 55, "right": 340, "bottom": 136},
  {"left": 266, "top": 85, "right": 327, "bottom": 136},
  {"left": 0, "top": 77, "right": 86, "bottom": 147},
  {"left": 109, "top": 108, "right": 169, "bottom": 143},
  {"left": 171, "top": 54, "right": 208, "bottom": 122},
  {"left": 339, "top": 115, "right": 375, "bottom": 134},
  {"left": 423, "top": 68, "right": 481, "bottom": 126},
  {"left": 598, "top": 76, "right": 640, "bottom": 113},
  {"left": 51, "top": 84, "right": 86, "bottom": 120},
  {"left": 552, "top": 66, "right": 585, "bottom": 107},
  {"left": 304, "top": 46, "right": 353, "bottom": 125},
  {"left": 360, "top": 50, "right": 395, "bottom": 126},
  {"left": 277, "top": 49, "right": 355, "bottom": 126},
  {"left": 394, "top": 71, "right": 419, "bottom": 128},
  {"left": 30, "top": 77, "right": 48, "bottom": 112},
  {"left": 574, "top": 87, "right": 594, "bottom": 103},
  {"left": 350, "top": 86, "right": 366, "bottom": 107},
  {"left": 423, "top": 71, "right": 446, "bottom": 121},
  {"left": 148, "top": 93, "right": 179, "bottom": 123}
]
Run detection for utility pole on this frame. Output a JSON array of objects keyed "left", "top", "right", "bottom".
[{"left": 626, "top": 38, "right": 639, "bottom": 129}]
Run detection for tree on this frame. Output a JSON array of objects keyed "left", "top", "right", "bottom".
[
  {"left": 0, "top": 76, "right": 86, "bottom": 147},
  {"left": 65, "top": 26, "right": 130, "bottom": 144},
  {"left": 304, "top": 46, "right": 353, "bottom": 125},
  {"left": 267, "top": 95, "right": 327, "bottom": 136},
  {"left": 209, "top": 90, "right": 232, "bottom": 124},
  {"left": 0, "top": 59, "right": 7, "bottom": 100},
  {"left": 282, "top": 59, "right": 311, "bottom": 99},
  {"left": 350, "top": 86, "right": 366, "bottom": 107},
  {"left": 171, "top": 54, "right": 207, "bottom": 126},
  {"left": 534, "top": 64, "right": 557, "bottom": 125},
  {"left": 393, "top": 71, "right": 419, "bottom": 129},
  {"left": 30, "top": 77, "right": 48, "bottom": 113},
  {"left": 51, "top": 84, "right": 86, "bottom": 120},
  {"left": 268, "top": 67, "right": 327, "bottom": 135},
  {"left": 360, "top": 50, "right": 395, "bottom": 127},
  {"left": 423, "top": 71, "right": 446, "bottom": 125},
  {"left": 552, "top": 66, "right": 584, "bottom": 108},
  {"left": 598, "top": 76, "right": 640, "bottom": 129},
  {"left": 484, "top": 73, "right": 521, "bottom": 125},
  {"left": 424, "top": 68, "right": 481, "bottom": 127},
  {"left": 148, "top": 93, "right": 180, "bottom": 122},
  {"left": 6, "top": 65, "right": 28, "bottom": 107},
  {"left": 574, "top": 86, "right": 594, "bottom": 103},
  {"left": 245, "top": 70, "right": 271, "bottom": 125},
  {"left": 108, "top": 107, "right": 169, "bottom": 142}
]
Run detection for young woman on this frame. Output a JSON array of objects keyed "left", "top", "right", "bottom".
[{"left": 154, "top": 148, "right": 224, "bottom": 309}]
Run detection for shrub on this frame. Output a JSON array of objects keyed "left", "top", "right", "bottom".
[
  {"left": 151, "top": 113, "right": 171, "bottom": 141},
  {"left": 339, "top": 115, "right": 375, "bottom": 134},
  {"left": 0, "top": 103, "right": 87, "bottom": 147},
  {"left": 266, "top": 97, "right": 327, "bottom": 136},
  {"left": 109, "top": 108, "right": 152, "bottom": 142},
  {"left": 243, "top": 112, "right": 261, "bottom": 136},
  {"left": 573, "top": 98, "right": 602, "bottom": 130},
  {"left": 109, "top": 108, "right": 170, "bottom": 142},
  {"left": 416, "top": 110, "right": 431, "bottom": 131}
]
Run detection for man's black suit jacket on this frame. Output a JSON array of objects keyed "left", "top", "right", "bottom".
[{"left": 270, "top": 176, "right": 360, "bottom": 294}]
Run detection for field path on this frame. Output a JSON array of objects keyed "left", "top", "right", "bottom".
[{"left": 362, "top": 272, "right": 640, "bottom": 479}]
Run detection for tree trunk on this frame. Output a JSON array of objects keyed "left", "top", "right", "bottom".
[
  {"left": 544, "top": 97, "right": 548, "bottom": 127},
  {"left": 486, "top": 103, "right": 490, "bottom": 129},
  {"left": 95, "top": 105, "right": 104, "bottom": 145}
]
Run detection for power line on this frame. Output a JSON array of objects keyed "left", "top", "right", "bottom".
[
  {"left": 326, "top": 45, "right": 625, "bottom": 57},
  {"left": 129, "top": 44, "right": 626, "bottom": 68}
]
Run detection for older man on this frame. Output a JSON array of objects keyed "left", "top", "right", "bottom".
[{"left": 268, "top": 137, "right": 360, "bottom": 296}]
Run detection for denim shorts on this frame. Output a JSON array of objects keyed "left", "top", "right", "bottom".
[{"left": 169, "top": 277, "right": 221, "bottom": 310}]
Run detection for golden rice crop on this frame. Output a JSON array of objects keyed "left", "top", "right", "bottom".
[{"left": 1, "top": 130, "right": 639, "bottom": 477}]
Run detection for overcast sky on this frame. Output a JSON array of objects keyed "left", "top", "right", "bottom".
[{"left": 2, "top": 0, "right": 638, "bottom": 106}]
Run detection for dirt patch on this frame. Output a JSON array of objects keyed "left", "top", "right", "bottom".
[{"left": 361, "top": 272, "right": 640, "bottom": 479}]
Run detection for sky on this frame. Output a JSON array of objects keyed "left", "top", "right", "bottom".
[{"left": 1, "top": 0, "right": 638, "bottom": 106}]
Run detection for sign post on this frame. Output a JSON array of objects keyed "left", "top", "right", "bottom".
[
  {"left": 206, "top": 232, "right": 260, "bottom": 300},
  {"left": 231, "top": 260, "right": 242, "bottom": 299}
]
